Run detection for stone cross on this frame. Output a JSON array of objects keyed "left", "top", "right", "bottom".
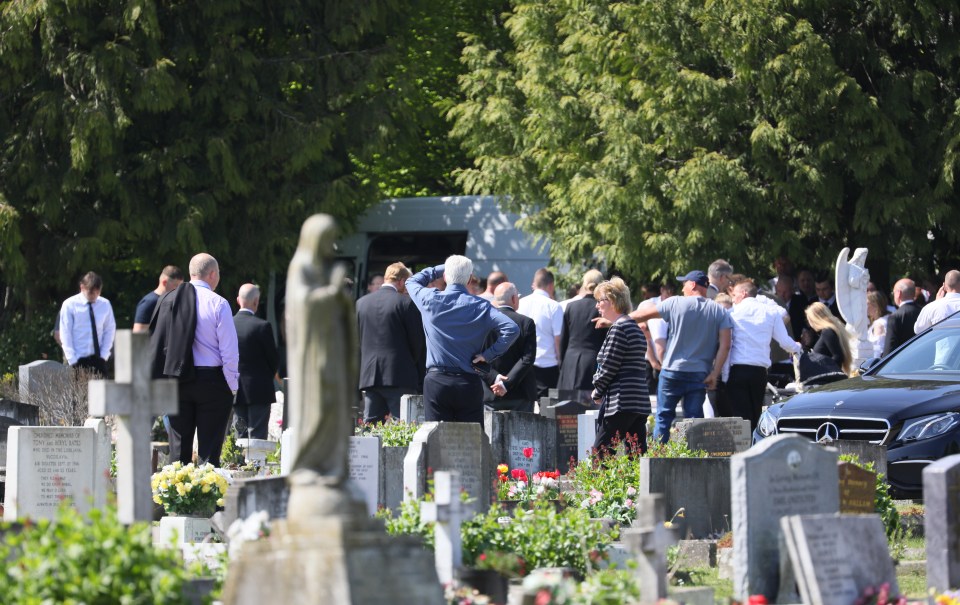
[
  {"left": 420, "top": 470, "right": 465, "bottom": 585},
  {"left": 622, "top": 494, "right": 677, "bottom": 603},
  {"left": 88, "top": 330, "right": 178, "bottom": 523}
]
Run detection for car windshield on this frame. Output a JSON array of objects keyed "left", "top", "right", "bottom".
[{"left": 875, "top": 325, "right": 960, "bottom": 376}]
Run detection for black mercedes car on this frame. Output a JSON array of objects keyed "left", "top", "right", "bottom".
[{"left": 754, "top": 314, "right": 960, "bottom": 498}]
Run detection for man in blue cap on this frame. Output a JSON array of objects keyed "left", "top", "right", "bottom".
[{"left": 601, "top": 269, "right": 732, "bottom": 442}]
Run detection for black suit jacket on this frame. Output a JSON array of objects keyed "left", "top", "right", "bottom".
[
  {"left": 882, "top": 301, "right": 922, "bottom": 356},
  {"left": 149, "top": 283, "right": 197, "bottom": 381},
  {"left": 356, "top": 285, "right": 425, "bottom": 390},
  {"left": 786, "top": 293, "right": 809, "bottom": 338},
  {"left": 234, "top": 311, "right": 279, "bottom": 407},
  {"left": 558, "top": 295, "right": 608, "bottom": 390},
  {"left": 481, "top": 306, "right": 537, "bottom": 403}
]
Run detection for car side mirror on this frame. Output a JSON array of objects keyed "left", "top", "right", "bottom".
[{"left": 859, "top": 357, "right": 881, "bottom": 373}]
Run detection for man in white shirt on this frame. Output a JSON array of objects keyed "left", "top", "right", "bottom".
[
  {"left": 518, "top": 268, "right": 564, "bottom": 399},
  {"left": 915, "top": 270, "right": 960, "bottom": 333},
  {"left": 727, "top": 280, "right": 802, "bottom": 429},
  {"left": 58, "top": 271, "right": 116, "bottom": 376}
]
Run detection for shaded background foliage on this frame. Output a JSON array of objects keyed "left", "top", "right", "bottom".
[{"left": 2, "top": 0, "right": 960, "bottom": 374}]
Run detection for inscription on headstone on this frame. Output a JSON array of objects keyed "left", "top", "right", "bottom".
[
  {"left": 675, "top": 418, "right": 751, "bottom": 457},
  {"left": 485, "top": 411, "right": 557, "bottom": 477},
  {"left": 403, "top": 422, "right": 492, "bottom": 515},
  {"left": 838, "top": 462, "right": 875, "bottom": 514},
  {"left": 348, "top": 436, "right": 380, "bottom": 515},
  {"left": 4, "top": 427, "right": 97, "bottom": 520},
  {"left": 731, "top": 434, "right": 839, "bottom": 601}
]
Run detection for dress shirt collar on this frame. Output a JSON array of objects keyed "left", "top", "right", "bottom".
[
  {"left": 238, "top": 308, "right": 255, "bottom": 315},
  {"left": 381, "top": 283, "right": 398, "bottom": 292},
  {"left": 532, "top": 288, "right": 552, "bottom": 299},
  {"left": 191, "top": 279, "right": 212, "bottom": 291}
]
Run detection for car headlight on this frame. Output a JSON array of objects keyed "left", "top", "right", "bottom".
[
  {"left": 897, "top": 412, "right": 960, "bottom": 442},
  {"left": 757, "top": 407, "right": 780, "bottom": 437}
]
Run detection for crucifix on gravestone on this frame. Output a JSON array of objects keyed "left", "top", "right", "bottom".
[
  {"left": 622, "top": 494, "right": 678, "bottom": 603},
  {"left": 88, "top": 330, "right": 178, "bottom": 524},
  {"left": 421, "top": 470, "right": 466, "bottom": 585}
]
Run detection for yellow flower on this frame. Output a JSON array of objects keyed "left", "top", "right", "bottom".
[
  {"left": 176, "top": 484, "right": 186, "bottom": 496},
  {"left": 216, "top": 498, "right": 224, "bottom": 507},
  {"left": 153, "top": 495, "right": 162, "bottom": 504},
  {"left": 201, "top": 484, "right": 211, "bottom": 493},
  {"left": 497, "top": 464, "right": 509, "bottom": 475}
]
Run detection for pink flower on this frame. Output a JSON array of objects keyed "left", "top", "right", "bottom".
[
  {"left": 626, "top": 486, "right": 637, "bottom": 496},
  {"left": 625, "top": 499, "right": 633, "bottom": 507}
]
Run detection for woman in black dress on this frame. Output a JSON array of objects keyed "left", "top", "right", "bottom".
[{"left": 804, "top": 302, "right": 852, "bottom": 375}]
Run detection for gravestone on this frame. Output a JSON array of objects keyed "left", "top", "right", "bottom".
[
  {"left": 403, "top": 422, "right": 492, "bottom": 515},
  {"left": 731, "top": 434, "right": 840, "bottom": 601},
  {"left": 381, "top": 445, "right": 407, "bottom": 512},
  {"left": 827, "top": 441, "right": 887, "bottom": 478},
  {"left": 400, "top": 395, "right": 425, "bottom": 424},
  {"left": 674, "top": 418, "right": 751, "bottom": 457},
  {"left": 421, "top": 471, "right": 466, "bottom": 585},
  {"left": 539, "top": 398, "right": 600, "bottom": 472},
  {"left": 18, "top": 360, "right": 72, "bottom": 407},
  {"left": 484, "top": 410, "right": 557, "bottom": 477},
  {"left": 88, "top": 330, "right": 178, "bottom": 523},
  {"left": 639, "top": 457, "right": 730, "bottom": 538},
  {"left": 279, "top": 428, "right": 294, "bottom": 476},
  {"left": 838, "top": 462, "right": 876, "bottom": 514},
  {"left": 0, "top": 417, "right": 26, "bottom": 474},
  {"left": 924, "top": 453, "right": 960, "bottom": 592},
  {"left": 222, "top": 475, "right": 289, "bottom": 529},
  {"left": 781, "top": 513, "right": 897, "bottom": 605},
  {"left": 577, "top": 410, "right": 599, "bottom": 460},
  {"left": 4, "top": 424, "right": 110, "bottom": 520},
  {"left": 348, "top": 436, "right": 380, "bottom": 515},
  {"left": 0, "top": 399, "right": 40, "bottom": 426},
  {"left": 621, "top": 494, "right": 677, "bottom": 603}
]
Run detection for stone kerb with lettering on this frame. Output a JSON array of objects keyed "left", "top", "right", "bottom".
[
  {"left": 731, "top": 434, "right": 839, "bottom": 601},
  {"left": 4, "top": 424, "right": 111, "bottom": 520},
  {"left": 403, "top": 422, "right": 492, "bottom": 516},
  {"left": 924, "top": 453, "right": 960, "bottom": 592},
  {"left": 484, "top": 410, "right": 557, "bottom": 478},
  {"left": 781, "top": 513, "right": 897, "bottom": 605},
  {"left": 674, "top": 418, "right": 751, "bottom": 457},
  {"left": 838, "top": 462, "right": 876, "bottom": 514}
]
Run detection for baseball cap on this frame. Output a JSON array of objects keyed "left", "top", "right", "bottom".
[{"left": 676, "top": 270, "right": 708, "bottom": 288}]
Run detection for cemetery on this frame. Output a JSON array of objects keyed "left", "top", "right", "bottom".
[{"left": 0, "top": 230, "right": 953, "bottom": 605}]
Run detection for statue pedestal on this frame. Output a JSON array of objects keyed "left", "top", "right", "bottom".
[{"left": 223, "top": 515, "right": 444, "bottom": 605}]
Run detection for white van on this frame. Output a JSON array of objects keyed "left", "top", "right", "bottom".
[{"left": 336, "top": 195, "right": 551, "bottom": 298}]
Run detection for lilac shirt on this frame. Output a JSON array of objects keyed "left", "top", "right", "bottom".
[{"left": 191, "top": 280, "right": 240, "bottom": 391}]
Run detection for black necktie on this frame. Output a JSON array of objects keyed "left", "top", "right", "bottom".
[{"left": 88, "top": 302, "right": 100, "bottom": 358}]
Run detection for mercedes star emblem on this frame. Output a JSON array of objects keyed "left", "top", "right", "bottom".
[{"left": 815, "top": 421, "right": 840, "bottom": 443}]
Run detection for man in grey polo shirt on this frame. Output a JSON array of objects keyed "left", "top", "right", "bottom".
[{"left": 621, "top": 270, "right": 732, "bottom": 442}]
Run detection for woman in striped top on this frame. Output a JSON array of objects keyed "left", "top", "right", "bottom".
[{"left": 591, "top": 277, "right": 651, "bottom": 452}]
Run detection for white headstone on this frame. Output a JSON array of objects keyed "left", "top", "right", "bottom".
[
  {"left": 348, "top": 436, "right": 380, "bottom": 515},
  {"left": 577, "top": 410, "right": 599, "bottom": 459},
  {"left": 924, "top": 453, "right": 960, "bottom": 591},
  {"left": 86, "top": 418, "right": 112, "bottom": 506},
  {"left": 421, "top": 471, "right": 466, "bottom": 585},
  {"left": 731, "top": 434, "right": 839, "bottom": 601},
  {"left": 4, "top": 426, "right": 102, "bottom": 520},
  {"left": 88, "top": 330, "right": 178, "bottom": 523}
]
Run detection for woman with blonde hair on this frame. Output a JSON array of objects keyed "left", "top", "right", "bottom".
[
  {"left": 591, "top": 277, "right": 650, "bottom": 452},
  {"left": 804, "top": 302, "right": 853, "bottom": 375}
]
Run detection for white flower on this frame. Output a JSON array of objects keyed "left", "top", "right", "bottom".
[
  {"left": 626, "top": 486, "right": 637, "bottom": 496},
  {"left": 226, "top": 510, "right": 271, "bottom": 559}
]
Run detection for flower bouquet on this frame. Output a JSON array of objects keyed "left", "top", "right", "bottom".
[
  {"left": 496, "top": 463, "right": 561, "bottom": 506},
  {"left": 151, "top": 461, "right": 229, "bottom": 517}
]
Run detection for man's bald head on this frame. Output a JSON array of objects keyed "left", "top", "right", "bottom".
[
  {"left": 946, "top": 270, "right": 960, "bottom": 293},
  {"left": 893, "top": 278, "right": 916, "bottom": 305},
  {"left": 493, "top": 282, "right": 520, "bottom": 310},
  {"left": 237, "top": 283, "right": 260, "bottom": 311}
]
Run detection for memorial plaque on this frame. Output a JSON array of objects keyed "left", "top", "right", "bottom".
[
  {"left": 4, "top": 426, "right": 97, "bottom": 520},
  {"left": 348, "top": 436, "right": 380, "bottom": 515},
  {"left": 838, "top": 462, "right": 875, "bottom": 514},
  {"left": 781, "top": 514, "right": 897, "bottom": 605},
  {"left": 675, "top": 418, "right": 751, "bottom": 457},
  {"left": 731, "top": 434, "right": 839, "bottom": 601}
]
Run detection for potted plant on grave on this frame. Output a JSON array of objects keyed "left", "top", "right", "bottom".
[
  {"left": 458, "top": 551, "right": 525, "bottom": 605},
  {"left": 495, "top": 464, "right": 562, "bottom": 512},
  {"left": 151, "top": 461, "right": 229, "bottom": 517}
]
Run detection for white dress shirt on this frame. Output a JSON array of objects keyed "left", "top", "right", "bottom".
[
  {"left": 914, "top": 292, "right": 960, "bottom": 334},
  {"left": 59, "top": 293, "right": 116, "bottom": 365},
  {"left": 729, "top": 296, "right": 802, "bottom": 367},
  {"left": 518, "top": 289, "right": 564, "bottom": 367}
]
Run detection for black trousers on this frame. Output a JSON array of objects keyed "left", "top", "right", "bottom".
[
  {"left": 73, "top": 355, "right": 107, "bottom": 377},
  {"left": 726, "top": 364, "right": 768, "bottom": 431},
  {"left": 170, "top": 368, "right": 234, "bottom": 466},
  {"left": 363, "top": 386, "right": 417, "bottom": 424},
  {"left": 423, "top": 370, "right": 484, "bottom": 424},
  {"left": 594, "top": 412, "right": 648, "bottom": 453},
  {"left": 533, "top": 365, "right": 560, "bottom": 400},
  {"left": 234, "top": 403, "right": 271, "bottom": 440}
]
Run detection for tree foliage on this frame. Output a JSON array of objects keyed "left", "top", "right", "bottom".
[
  {"left": 0, "top": 0, "right": 412, "bottom": 315},
  {"left": 450, "top": 0, "right": 960, "bottom": 281}
]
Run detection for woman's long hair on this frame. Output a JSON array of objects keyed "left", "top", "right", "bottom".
[{"left": 805, "top": 302, "right": 853, "bottom": 375}]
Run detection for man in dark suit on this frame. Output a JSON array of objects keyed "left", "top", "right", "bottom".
[
  {"left": 233, "top": 283, "right": 279, "bottom": 439},
  {"left": 481, "top": 282, "right": 537, "bottom": 412},
  {"left": 775, "top": 274, "right": 809, "bottom": 338},
  {"left": 883, "top": 278, "right": 923, "bottom": 356},
  {"left": 356, "top": 262, "right": 425, "bottom": 423}
]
